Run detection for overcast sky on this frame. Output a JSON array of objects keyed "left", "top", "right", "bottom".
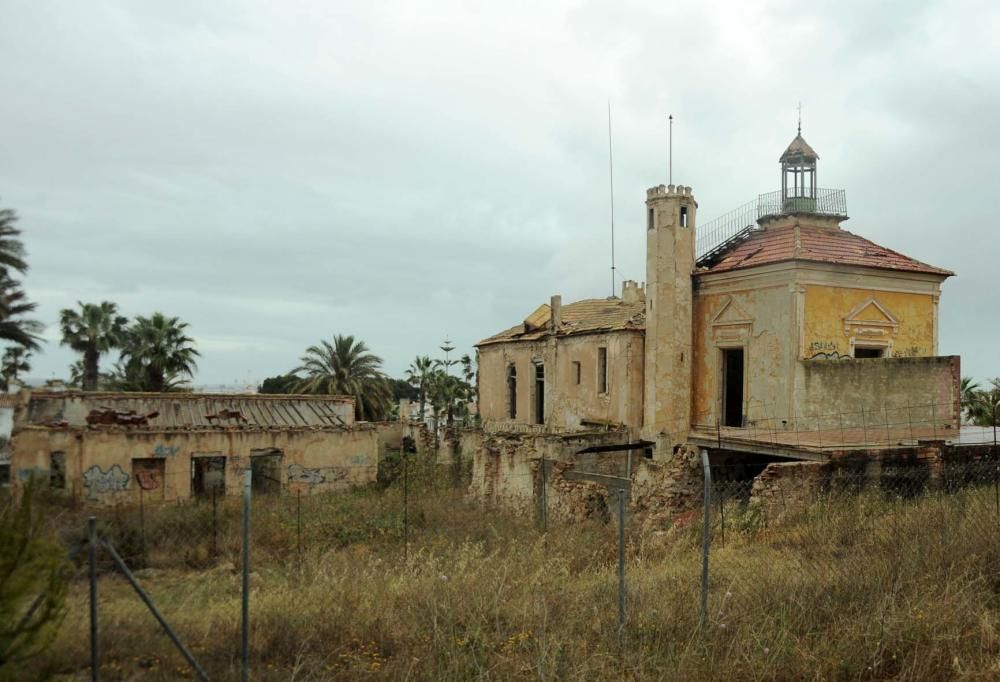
[{"left": 1, "top": 0, "right": 997, "bottom": 387}]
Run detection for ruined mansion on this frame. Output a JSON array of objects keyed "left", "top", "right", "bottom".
[{"left": 467, "top": 131, "right": 973, "bottom": 518}]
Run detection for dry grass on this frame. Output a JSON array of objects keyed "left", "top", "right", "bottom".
[{"left": 15, "top": 471, "right": 1000, "bottom": 681}]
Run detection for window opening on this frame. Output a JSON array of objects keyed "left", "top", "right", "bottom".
[
  {"left": 647, "top": 207, "right": 654, "bottom": 230},
  {"left": 250, "top": 449, "right": 283, "bottom": 495},
  {"left": 49, "top": 452, "right": 66, "bottom": 489},
  {"left": 573, "top": 361, "right": 582, "bottom": 385},
  {"left": 191, "top": 454, "right": 226, "bottom": 497},
  {"left": 506, "top": 364, "right": 517, "bottom": 419},
  {"left": 132, "top": 458, "right": 166, "bottom": 500},
  {"left": 534, "top": 363, "right": 545, "bottom": 425},
  {"left": 598, "top": 347, "right": 608, "bottom": 394},
  {"left": 680, "top": 205, "right": 688, "bottom": 228},
  {"left": 722, "top": 348, "right": 745, "bottom": 428},
  {"left": 854, "top": 347, "right": 884, "bottom": 359}
]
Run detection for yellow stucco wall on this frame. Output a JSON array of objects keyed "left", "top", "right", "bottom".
[
  {"left": 802, "top": 286, "right": 935, "bottom": 360},
  {"left": 692, "top": 283, "right": 794, "bottom": 428}
]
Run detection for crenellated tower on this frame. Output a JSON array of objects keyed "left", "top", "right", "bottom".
[{"left": 642, "top": 184, "right": 697, "bottom": 445}]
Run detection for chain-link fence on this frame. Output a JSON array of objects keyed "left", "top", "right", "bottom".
[{"left": 9, "top": 450, "right": 1000, "bottom": 680}]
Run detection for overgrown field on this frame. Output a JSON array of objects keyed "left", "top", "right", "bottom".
[{"left": 14, "top": 465, "right": 1000, "bottom": 680}]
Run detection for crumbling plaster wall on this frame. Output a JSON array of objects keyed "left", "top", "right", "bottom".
[
  {"left": 10, "top": 426, "right": 379, "bottom": 505},
  {"left": 792, "top": 355, "right": 960, "bottom": 430},
  {"left": 467, "top": 428, "right": 705, "bottom": 523},
  {"left": 477, "top": 331, "right": 643, "bottom": 430}
]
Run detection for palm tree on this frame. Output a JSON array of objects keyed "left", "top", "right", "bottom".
[
  {"left": 960, "top": 376, "right": 980, "bottom": 422},
  {"left": 969, "top": 378, "right": 1000, "bottom": 428},
  {"left": 0, "top": 208, "right": 29, "bottom": 274},
  {"left": 0, "top": 207, "right": 42, "bottom": 350},
  {"left": 0, "top": 273, "right": 43, "bottom": 350},
  {"left": 58, "top": 301, "right": 129, "bottom": 391},
  {"left": 405, "top": 355, "right": 434, "bottom": 420},
  {"left": 118, "top": 313, "right": 200, "bottom": 392},
  {"left": 0, "top": 346, "right": 31, "bottom": 391},
  {"left": 293, "top": 335, "right": 391, "bottom": 421}
]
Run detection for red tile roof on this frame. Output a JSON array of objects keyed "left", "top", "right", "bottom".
[{"left": 699, "top": 223, "right": 953, "bottom": 277}]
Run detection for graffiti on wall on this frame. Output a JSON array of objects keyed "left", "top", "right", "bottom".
[
  {"left": 809, "top": 340, "right": 838, "bottom": 353},
  {"left": 153, "top": 444, "right": 181, "bottom": 457},
  {"left": 83, "top": 464, "right": 130, "bottom": 500},
  {"left": 287, "top": 464, "right": 347, "bottom": 486},
  {"left": 892, "top": 346, "right": 924, "bottom": 358},
  {"left": 808, "top": 351, "right": 851, "bottom": 361}
]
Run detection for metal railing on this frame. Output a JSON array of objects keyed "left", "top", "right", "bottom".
[{"left": 696, "top": 188, "right": 847, "bottom": 264}]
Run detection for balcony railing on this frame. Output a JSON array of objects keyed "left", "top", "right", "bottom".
[{"left": 696, "top": 188, "right": 847, "bottom": 264}]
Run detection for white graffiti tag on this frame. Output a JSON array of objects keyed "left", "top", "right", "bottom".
[{"left": 83, "top": 464, "right": 130, "bottom": 500}]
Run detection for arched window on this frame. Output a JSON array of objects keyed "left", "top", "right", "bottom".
[{"left": 506, "top": 364, "right": 517, "bottom": 419}]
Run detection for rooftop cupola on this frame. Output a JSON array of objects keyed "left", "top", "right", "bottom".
[{"left": 779, "top": 124, "right": 819, "bottom": 213}]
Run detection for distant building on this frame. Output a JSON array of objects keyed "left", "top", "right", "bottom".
[{"left": 8, "top": 390, "right": 379, "bottom": 504}]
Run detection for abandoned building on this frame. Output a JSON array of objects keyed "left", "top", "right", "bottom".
[
  {"left": 7, "top": 390, "right": 380, "bottom": 505},
  {"left": 471, "top": 129, "right": 972, "bottom": 519}
]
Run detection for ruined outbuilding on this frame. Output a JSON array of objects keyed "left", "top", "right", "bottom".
[
  {"left": 472, "top": 128, "right": 966, "bottom": 519},
  {"left": 9, "top": 390, "right": 378, "bottom": 505}
]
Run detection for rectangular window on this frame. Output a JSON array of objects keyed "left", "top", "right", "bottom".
[
  {"left": 722, "top": 348, "right": 745, "bottom": 427},
  {"left": 191, "top": 454, "right": 226, "bottom": 497},
  {"left": 854, "top": 347, "right": 884, "bottom": 359},
  {"left": 250, "top": 449, "right": 283, "bottom": 495},
  {"left": 49, "top": 452, "right": 66, "bottom": 489},
  {"left": 647, "top": 207, "right": 654, "bottom": 230},
  {"left": 597, "top": 347, "right": 608, "bottom": 394},
  {"left": 534, "top": 363, "right": 545, "bottom": 425},
  {"left": 573, "top": 361, "right": 581, "bottom": 385},
  {"left": 679, "top": 205, "right": 688, "bottom": 228}
]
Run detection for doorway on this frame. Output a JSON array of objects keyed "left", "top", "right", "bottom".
[
  {"left": 191, "top": 455, "right": 226, "bottom": 497},
  {"left": 722, "top": 348, "right": 745, "bottom": 428},
  {"left": 250, "top": 449, "right": 283, "bottom": 494}
]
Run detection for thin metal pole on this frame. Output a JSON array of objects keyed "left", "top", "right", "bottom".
[
  {"left": 617, "top": 487, "right": 626, "bottom": 643},
  {"left": 608, "top": 100, "right": 616, "bottom": 297},
  {"left": 541, "top": 456, "right": 548, "bottom": 533},
  {"left": 699, "top": 450, "right": 711, "bottom": 628},
  {"left": 296, "top": 489, "right": 302, "bottom": 571},
  {"left": 241, "top": 468, "right": 251, "bottom": 682},
  {"left": 211, "top": 487, "right": 218, "bottom": 557},
  {"left": 102, "top": 540, "right": 209, "bottom": 681},
  {"left": 139, "top": 486, "right": 146, "bottom": 567},
  {"left": 403, "top": 452, "right": 409, "bottom": 561},
  {"left": 993, "top": 404, "right": 998, "bottom": 521},
  {"left": 668, "top": 114, "right": 673, "bottom": 185},
  {"left": 88, "top": 516, "right": 99, "bottom": 682}
]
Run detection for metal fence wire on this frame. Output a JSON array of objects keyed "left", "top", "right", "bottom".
[{"left": 11, "top": 449, "right": 1000, "bottom": 679}]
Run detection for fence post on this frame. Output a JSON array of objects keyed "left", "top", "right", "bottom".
[
  {"left": 699, "top": 450, "right": 711, "bottom": 628},
  {"left": 403, "top": 451, "right": 409, "bottom": 562},
  {"left": 617, "top": 487, "right": 626, "bottom": 647},
  {"left": 211, "top": 487, "right": 218, "bottom": 557},
  {"left": 88, "top": 516, "right": 99, "bottom": 682},
  {"left": 139, "top": 486, "right": 146, "bottom": 567},
  {"left": 297, "top": 489, "right": 302, "bottom": 571},
  {"left": 241, "top": 467, "right": 252, "bottom": 682},
  {"left": 541, "top": 456, "right": 548, "bottom": 533}
]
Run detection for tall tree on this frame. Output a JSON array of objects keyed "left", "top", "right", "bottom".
[
  {"left": 293, "top": 335, "right": 391, "bottom": 421},
  {"left": 58, "top": 301, "right": 128, "bottom": 391},
  {"left": 0, "top": 347, "right": 31, "bottom": 391},
  {"left": 118, "top": 313, "right": 200, "bottom": 392},
  {"left": 0, "top": 207, "right": 43, "bottom": 350},
  {"left": 405, "top": 355, "right": 434, "bottom": 420}
]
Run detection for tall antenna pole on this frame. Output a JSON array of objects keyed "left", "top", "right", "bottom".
[
  {"left": 797, "top": 101, "right": 802, "bottom": 135},
  {"left": 668, "top": 114, "right": 673, "bottom": 184},
  {"left": 608, "top": 100, "right": 616, "bottom": 297}
]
